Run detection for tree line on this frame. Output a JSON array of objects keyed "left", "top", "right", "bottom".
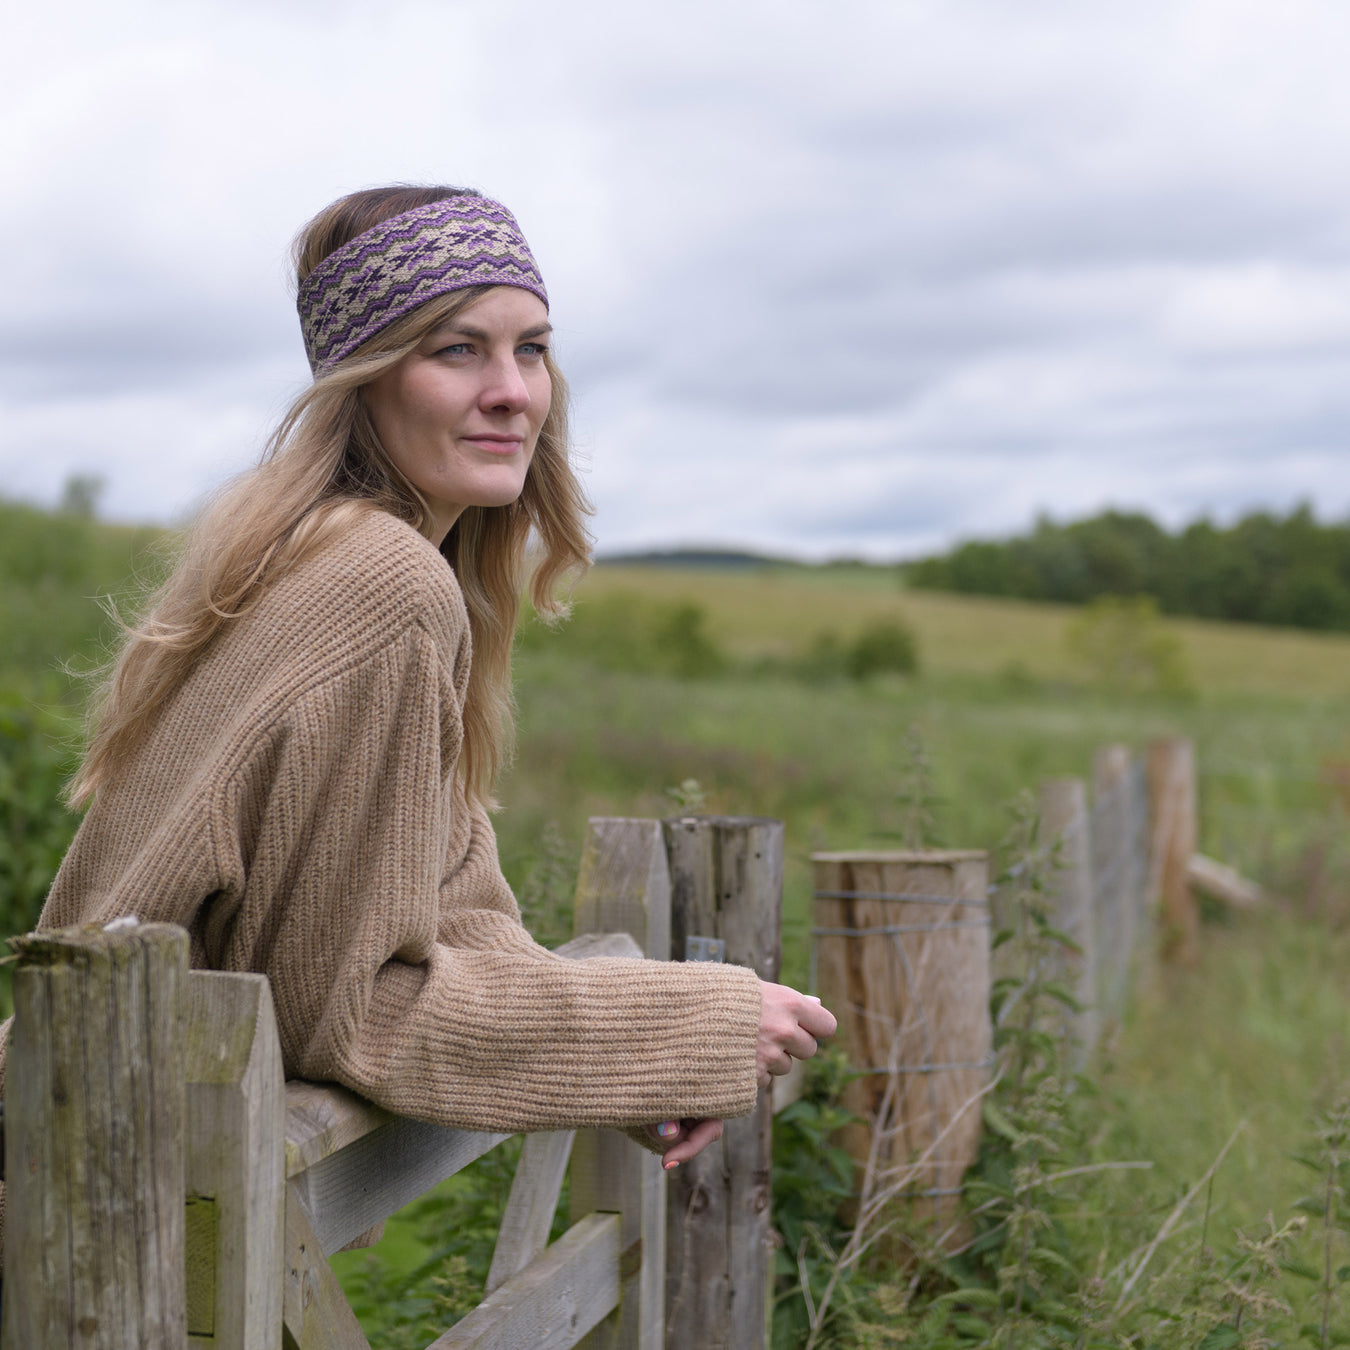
[{"left": 905, "top": 505, "right": 1350, "bottom": 632}]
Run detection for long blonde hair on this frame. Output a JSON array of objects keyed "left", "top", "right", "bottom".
[{"left": 69, "top": 185, "right": 592, "bottom": 809}]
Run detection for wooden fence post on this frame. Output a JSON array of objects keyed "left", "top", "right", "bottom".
[
  {"left": 1147, "top": 738, "right": 1200, "bottom": 965},
  {"left": 570, "top": 818, "right": 672, "bottom": 1350},
  {"left": 184, "top": 970, "right": 286, "bottom": 1349},
  {"left": 3, "top": 921, "right": 188, "bottom": 1350},
  {"left": 811, "top": 850, "right": 992, "bottom": 1244},
  {"left": 1039, "top": 778, "right": 1098, "bottom": 1063},
  {"left": 1092, "top": 745, "right": 1139, "bottom": 1022},
  {"left": 662, "top": 815, "right": 783, "bottom": 1350}
]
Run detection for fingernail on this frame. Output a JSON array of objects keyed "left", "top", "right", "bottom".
[
  {"left": 663, "top": 1159, "right": 680, "bottom": 1170},
  {"left": 656, "top": 1120, "right": 680, "bottom": 1139},
  {"left": 806, "top": 995, "right": 821, "bottom": 1003}
]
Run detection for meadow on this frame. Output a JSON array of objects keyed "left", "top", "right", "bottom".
[{"left": 4, "top": 500, "right": 1350, "bottom": 1345}]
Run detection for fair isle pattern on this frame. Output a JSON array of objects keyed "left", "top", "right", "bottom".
[{"left": 298, "top": 197, "right": 549, "bottom": 373}]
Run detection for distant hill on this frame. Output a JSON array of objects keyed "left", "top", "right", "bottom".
[
  {"left": 594, "top": 548, "right": 900, "bottom": 576},
  {"left": 595, "top": 548, "right": 797, "bottom": 569}
]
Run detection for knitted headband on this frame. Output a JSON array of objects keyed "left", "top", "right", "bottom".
[{"left": 297, "top": 196, "right": 549, "bottom": 374}]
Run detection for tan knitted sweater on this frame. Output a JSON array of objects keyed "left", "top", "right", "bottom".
[{"left": 3, "top": 510, "right": 761, "bottom": 1142}]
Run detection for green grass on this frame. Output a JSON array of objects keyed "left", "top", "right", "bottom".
[
  {"left": 1099, "top": 905, "right": 1350, "bottom": 1230},
  {"left": 6, "top": 509, "right": 1350, "bottom": 1343},
  {"left": 588, "top": 562, "right": 1350, "bottom": 699}
]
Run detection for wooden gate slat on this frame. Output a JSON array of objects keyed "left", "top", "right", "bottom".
[{"left": 429, "top": 1213, "right": 620, "bottom": 1350}]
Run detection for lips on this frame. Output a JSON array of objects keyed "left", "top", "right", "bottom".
[{"left": 462, "top": 434, "right": 523, "bottom": 453}]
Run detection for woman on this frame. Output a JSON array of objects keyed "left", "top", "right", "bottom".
[{"left": 8, "top": 186, "right": 835, "bottom": 1179}]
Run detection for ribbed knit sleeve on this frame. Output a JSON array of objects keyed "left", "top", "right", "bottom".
[{"left": 210, "top": 616, "right": 761, "bottom": 1133}]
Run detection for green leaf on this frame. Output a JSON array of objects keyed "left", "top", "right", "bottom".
[
  {"left": 1029, "top": 1246, "right": 1079, "bottom": 1277},
  {"left": 1196, "top": 1326, "right": 1240, "bottom": 1350},
  {"left": 983, "top": 1099, "right": 1022, "bottom": 1143},
  {"left": 1041, "top": 925, "right": 1083, "bottom": 953},
  {"left": 932, "top": 1287, "right": 1002, "bottom": 1309},
  {"left": 1280, "top": 1258, "right": 1320, "bottom": 1280},
  {"left": 1039, "top": 980, "right": 1083, "bottom": 1010},
  {"left": 951, "top": 1314, "right": 992, "bottom": 1337}
]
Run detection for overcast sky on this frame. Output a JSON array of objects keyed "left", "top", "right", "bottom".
[{"left": 6, "top": 0, "right": 1350, "bottom": 559}]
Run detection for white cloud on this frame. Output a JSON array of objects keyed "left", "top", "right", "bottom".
[{"left": 5, "top": 0, "right": 1350, "bottom": 558}]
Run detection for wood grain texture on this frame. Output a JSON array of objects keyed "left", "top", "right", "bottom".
[
  {"left": 573, "top": 818, "right": 673, "bottom": 961},
  {"left": 812, "top": 850, "right": 992, "bottom": 1240},
  {"left": 285, "top": 1081, "right": 395, "bottom": 1179},
  {"left": 663, "top": 816, "right": 782, "bottom": 1350},
  {"left": 1147, "top": 737, "right": 1200, "bottom": 965},
  {"left": 185, "top": 969, "right": 286, "bottom": 1350},
  {"left": 430, "top": 1213, "right": 621, "bottom": 1350},
  {"left": 292, "top": 1113, "right": 509, "bottom": 1256},
  {"left": 2, "top": 922, "right": 188, "bottom": 1350},
  {"left": 283, "top": 1179, "right": 373, "bottom": 1350},
  {"left": 571, "top": 817, "right": 672, "bottom": 1350},
  {"left": 1039, "top": 778, "right": 1099, "bottom": 1064},
  {"left": 487, "top": 1130, "right": 577, "bottom": 1294},
  {"left": 1091, "top": 744, "right": 1137, "bottom": 1023}
]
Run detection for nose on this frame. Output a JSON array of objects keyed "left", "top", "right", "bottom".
[{"left": 478, "top": 352, "right": 531, "bottom": 415}]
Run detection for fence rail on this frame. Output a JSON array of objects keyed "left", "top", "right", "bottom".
[{"left": 1, "top": 815, "right": 799, "bottom": 1350}]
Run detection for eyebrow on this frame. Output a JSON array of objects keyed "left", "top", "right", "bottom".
[{"left": 435, "top": 321, "right": 554, "bottom": 342}]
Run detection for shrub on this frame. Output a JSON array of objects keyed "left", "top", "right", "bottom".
[
  {"left": 1065, "top": 594, "right": 1193, "bottom": 695},
  {"left": 518, "top": 591, "right": 728, "bottom": 680},
  {"left": 844, "top": 618, "right": 919, "bottom": 681},
  {"left": 0, "top": 690, "right": 81, "bottom": 941},
  {"left": 652, "top": 602, "right": 726, "bottom": 678}
]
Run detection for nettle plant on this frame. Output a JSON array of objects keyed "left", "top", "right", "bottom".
[{"left": 771, "top": 791, "right": 1350, "bottom": 1350}]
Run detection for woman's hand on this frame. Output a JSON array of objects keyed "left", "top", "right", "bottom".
[
  {"left": 756, "top": 982, "right": 838, "bottom": 1089},
  {"left": 645, "top": 1117, "right": 724, "bottom": 1169},
  {"left": 643, "top": 983, "right": 837, "bottom": 1168}
]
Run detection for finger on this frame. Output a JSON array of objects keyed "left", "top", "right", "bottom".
[
  {"left": 646, "top": 1120, "right": 684, "bottom": 1146},
  {"left": 797, "top": 998, "right": 838, "bottom": 1039},
  {"left": 780, "top": 1026, "right": 820, "bottom": 1061},
  {"left": 662, "top": 1118, "right": 724, "bottom": 1168}
]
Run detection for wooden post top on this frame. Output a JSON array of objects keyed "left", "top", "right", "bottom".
[
  {"left": 10, "top": 919, "right": 187, "bottom": 961},
  {"left": 663, "top": 813, "right": 783, "bottom": 827}
]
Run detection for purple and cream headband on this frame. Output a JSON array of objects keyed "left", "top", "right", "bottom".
[{"left": 297, "top": 195, "right": 548, "bottom": 375}]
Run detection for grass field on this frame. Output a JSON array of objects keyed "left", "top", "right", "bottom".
[
  {"left": 589, "top": 561, "right": 1350, "bottom": 699},
  {"left": 5, "top": 506, "right": 1350, "bottom": 1344}
]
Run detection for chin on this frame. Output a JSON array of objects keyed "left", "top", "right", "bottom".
[{"left": 473, "top": 484, "right": 529, "bottom": 509}]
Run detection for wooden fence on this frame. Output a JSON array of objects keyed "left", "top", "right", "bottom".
[
  {"left": 1, "top": 815, "right": 803, "bottom": 1350},
  {"left": 2, "top": 740, "right": 1240, "bottom": 1346},
  {"left": 810, "top": 736, "right": 1237, "bottom": 1228}
]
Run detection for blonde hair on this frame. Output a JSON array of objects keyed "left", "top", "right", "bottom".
[{"left": 69, "top": 186, "right": 592, "bottom": 809}]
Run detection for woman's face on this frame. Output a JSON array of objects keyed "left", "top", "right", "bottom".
[{"left": 363, "top": 286, "right": 553, "bottom": 544}]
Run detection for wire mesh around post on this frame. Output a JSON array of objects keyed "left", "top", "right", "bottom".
[{"left": 811, "top": 850, "right": 993, "bottom": 1249}]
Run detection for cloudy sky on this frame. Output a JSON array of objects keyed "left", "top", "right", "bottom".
[{"left": 6, "top": 0, "right": 1350, "bottom": 559}]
